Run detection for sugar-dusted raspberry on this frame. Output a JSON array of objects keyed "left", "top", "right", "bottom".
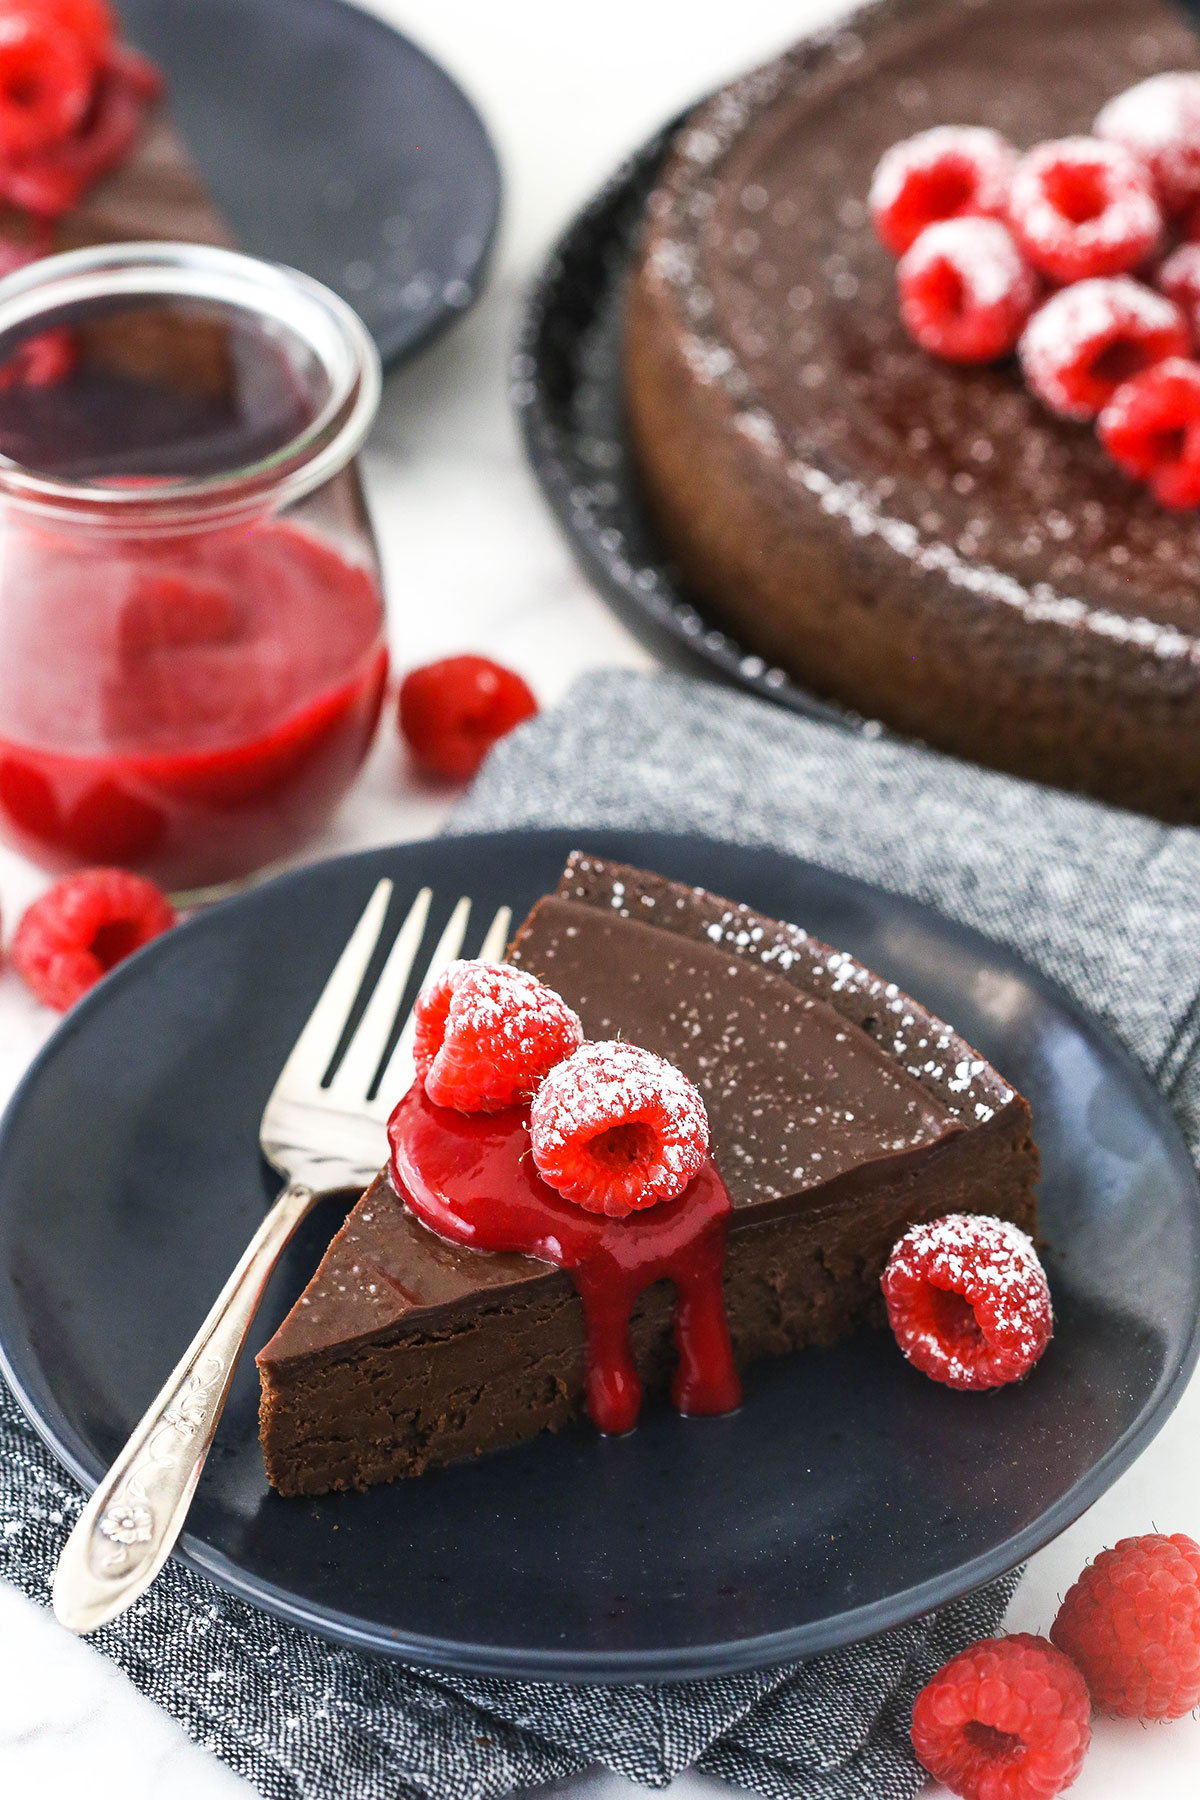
[
  {"left": 398, "top": 655, "right": 538, "bottom": 782},
  {"left": 0, "top": 7, "right": 93, "bottom": 156},
  {"left": 529, "top": 1040, "right": 710, "bottom": 1217},
  {"left": 413, "top": 957, "right": 582, "bottom": 1113},
  {"left": 1051, "top": 1533, "right": 1200, "bottom": 1719},
  {"left": 1095, "top": 72, "right": 1200, "bottom": 217},
  {"left": 11, "top": 867, "right": 176, "bottom": 1011},
  {"left": 1018, "top": 276, "right": 1190, "bottom": 421},
  {"left": 911, "top": 1634, "right": 1091, "bottom": 1800},
  {"left": 897, "top": 217, "right": 1038, "bottom": 364},
  {"left": 1098, "top": 358, "right": 1200, "bottom": 509},
  {"left": 1155, "top": 241, "right": 1200, "bottom": 336},
  {"left": 882, "top": 1213, "right": 1052, "bottom": 1389},
  {"left": 869, "top": 125, "right": 1017, "bottom": 257},
  {"left": 1008, "top": 137, "right": 1162, "bottom": 284}
]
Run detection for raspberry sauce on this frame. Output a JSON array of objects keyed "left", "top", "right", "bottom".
[
  {"left": 387, "top": 1083, "right": 743, "bottom": 1435},
  {"left": 0, "top": 519, "right": 387, "bottom": 889}
]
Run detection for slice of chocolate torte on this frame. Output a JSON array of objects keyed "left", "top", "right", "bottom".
[{"left": 256, "top": 854, "right": 1038, "bottom": 1495}]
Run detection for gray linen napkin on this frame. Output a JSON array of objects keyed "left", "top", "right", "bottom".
[{"left": 14, "top": 663, "right": 1198, "bottom": 1800}]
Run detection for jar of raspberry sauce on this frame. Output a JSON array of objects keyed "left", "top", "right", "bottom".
[{"left": 0, "top": 242, "right": 387, "bottom": 897}]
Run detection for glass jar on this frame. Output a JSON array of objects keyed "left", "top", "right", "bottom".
[{"left": 0, "top": 242, "right": 387, "bottom": 897}]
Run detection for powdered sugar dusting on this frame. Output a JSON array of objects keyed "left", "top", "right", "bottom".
[
  {"left": 1096, "top": 72, "right": 1200, "bottom": 214},
  {"left": 414, "top": 958, "right": 583, "bottom": 1111},
  {"left": 1018, "top": 277, "right": 1186, "bottom": 421},
  {"left": 1009, "top": 137, "right": 1162, "bottom": 278},
  {"left": 899, "top": 215, "right": 1032, "bottom": 311},
  {"left": 868, "top": 123, "right": 1015, "bottom": 232},
  {"left": 884, "top": 1212, "right": 1052, "bottom": 1388},
  {"left": 530, "top": 1039, "right": 710, "bottom": 1212}
]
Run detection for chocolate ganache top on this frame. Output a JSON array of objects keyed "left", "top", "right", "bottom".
[
  {"left": 642, "top": 0, "right": 1200, "bottom": 658},
  {"left": 260, "top": 856, "right": 1008, "bottom": 1369}
]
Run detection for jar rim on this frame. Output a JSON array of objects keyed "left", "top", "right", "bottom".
[{"left": 0, "top": 241, "right": 382, "bottom": 527}]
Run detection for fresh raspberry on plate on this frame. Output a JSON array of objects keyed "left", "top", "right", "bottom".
[
  {"left": 881, "top": 1212, "right": 1052, "bottom": 1389},
  {"left": 0, "top": 6, "right": 93, "bottom": 156},
  {"left": 1018, "top": 276, "right": 1189, "bottom": 420},
  {"left": 11, "top": 867, "right": 176, "bottom": 1011},
  {"left": 869, "top": 125, "right": 1017, "bottom": 257},
  {"left": 1095, "top": 72, "right": 1200, "bottom": 217},
  {"left": 911, "top": 1634, "right": 1091, "bottom": 1800},
  {"left": 413, "top": 957, "right": 582, "bottom": 1113},
  {"left": 529, "top": 1040, "right": 710, "bottom": 1217},
  {"left": 1098, "top": 358, "right": 1200, "bottom": 509},
  {"left": 398, "top": 655, "right": 538, "bottom": 782},
  {"left": 1051, "top": 1533, "right": 1200, "bottom": 1718},
  {"left": 1008, "top": 137, "right": 1162, "bottom": 284},
  {"left": 1155, "top": 241, "right": 1200, "bottom": 335},
  {"left": 897, "top": 217, "right": 1038, "bottom": 363}
]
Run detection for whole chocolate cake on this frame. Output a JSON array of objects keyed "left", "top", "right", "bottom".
[
  {"left": 257, "top": 855, "right": 1039, "bottom": 1496},
  {"left": 625, "top": 0, "right": 1200, "bottom": 820}
]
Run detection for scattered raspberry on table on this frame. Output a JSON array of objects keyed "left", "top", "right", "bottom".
[
  {"left": 529, "top": 1039, "right": 710, "bottom": 1216},
  {"left": 1051, "top": 1532, "right": 1200, "bottom": 1719},
  {"left": 881, "top": 1212, "right": 1052, "bottom": 1389},
  {"left": 398, "top": 654, "right": 538, "bottom": 781},
  {"left": 413, "top": 957, "right": 582, "bottom": 1112},
  {"left": 911, "top": 1633, "right": 1091, "bottom": 1800},
  {"left": 11, "top": 866, "right": 175, "bottom": 1010}
]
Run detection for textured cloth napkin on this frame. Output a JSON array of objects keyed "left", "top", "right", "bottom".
[{"left": 12, "top": 662, "right": 1200, "bottom": 1800}]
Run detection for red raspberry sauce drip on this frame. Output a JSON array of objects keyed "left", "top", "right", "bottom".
[{"left": 387, "top": 1083, "right": 743, "bottom": 1435}]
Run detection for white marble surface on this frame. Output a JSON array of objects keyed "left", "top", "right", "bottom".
[{"left": 2, "top": 1, "right": 1200, "bottom": 1795}]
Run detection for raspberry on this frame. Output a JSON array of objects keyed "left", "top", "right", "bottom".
[
  {"left": 881, "top": 1213, "right": 1052, "bottom": 1390},
  {"left": 869, "top": 125, "right": 1016, "bottom": 257},
  {"left": 413, "top": 958, "right": 582, "bottom": 1113},
  {"left": 1008, "top": 137, "right": 1162, "bottom": 284},
  {"left": 1155, "top": 241, "right": 1200, "bottom": 335},
  {"left": 0, "top": 8, "right": 92, "bottom": 157},
  {"left": 529, "top": 1040, "right": 710, "bottom": 1217},
  {"left": 1095, "top": 72, "right": 1200, "bottom": 218},
  {"left": 0, "top": 323, "right": 75, "bottom": 388},
  {"left": 1051, "top": 1533, "right": 1200, "bottom": 1719},
  {"left": 897, "top": 218, "right": 1037, "bottom": 364},
  {"left": 911, "top": 1634, "right": 1091, "bottom": 1800},
  {"left": 11, "top": 867, "right": 175, "bottom": 1011},
  {"left": 26, "top": 0, "right": 114, "bottom": 61},
  {"left": 1018, "top": 277, "right": 1189, "bottom": 421},
  {"left": 398, "top": 655, "right": 538, "bottom": 782},
  {"left": 1098, "top": 358, "right": 1200, "bottom": 509}
]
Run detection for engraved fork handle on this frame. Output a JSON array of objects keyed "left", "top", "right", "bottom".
[{"left": 52, "top": 1178, "right": 319, "bottom": 1635}]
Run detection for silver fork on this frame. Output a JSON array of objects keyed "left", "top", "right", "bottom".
[{"left": 51, "top": 879, "right": 512, "bottom": 1636}]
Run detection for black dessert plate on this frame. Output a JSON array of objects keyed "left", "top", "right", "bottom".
[
  {"left": 516, "top": 125, "right": 854, "bottom": 727},
  {"left": 1, "top": 830, "right": 1198, "bottom": 1679},
  {"left": 118, "top": 0, "right": 500, "bottom": 369}
]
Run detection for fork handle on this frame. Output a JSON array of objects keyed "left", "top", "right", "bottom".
[{"left": 52, "top": 1178, "right": 319, "bottom": 1635}]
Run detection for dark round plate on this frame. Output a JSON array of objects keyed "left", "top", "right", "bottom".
[
  {"left": 119, "top": 0, "right": 500, "bottom": 368},
  {"left": 1, "top": 829, "right": 1198, "bottom": 1680},
  {"left": 515, "top": 126, "right": 854, "bottom": 726}
]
